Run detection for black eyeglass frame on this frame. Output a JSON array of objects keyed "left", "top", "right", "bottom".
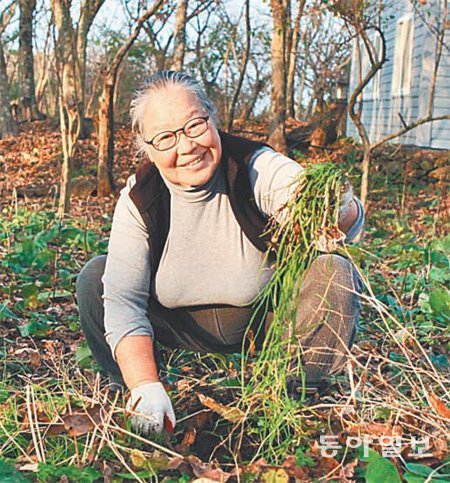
[{"left": 143, "top": 115, "right": 210, "bottom": 151}]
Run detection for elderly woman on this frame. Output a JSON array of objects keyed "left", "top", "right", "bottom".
[{"left": 76, "top": 71, "right": 364, "bottom": 435}]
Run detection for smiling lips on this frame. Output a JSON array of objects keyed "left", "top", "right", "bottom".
[{"left": 180, "top": 152, "right": 205, "bottom": 168}]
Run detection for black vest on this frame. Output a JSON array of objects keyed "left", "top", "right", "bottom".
[{"left": 129, "top": 131, "right": 272, "bottom": 280}]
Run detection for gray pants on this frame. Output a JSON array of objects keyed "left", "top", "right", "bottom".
[{"left": 76, "top": 254, "right": 362, "bottom": 387}]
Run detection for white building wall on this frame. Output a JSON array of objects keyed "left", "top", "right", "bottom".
[{"left": 346, "top": 0, "right": 450, "bottom": 149}]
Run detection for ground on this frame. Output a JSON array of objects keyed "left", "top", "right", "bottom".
[{"left": 0, "top": 121, "right": 449, "bottom": 482}]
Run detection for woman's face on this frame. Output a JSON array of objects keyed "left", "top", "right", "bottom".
[{"left": 140, "top": 84, "right": 222, "bottom": 187}]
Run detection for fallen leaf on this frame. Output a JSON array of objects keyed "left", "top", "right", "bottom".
[
  {"left": 47, "top": 404, "right": 106, "bottom": 437},
  {"left": 46, "top": 423, "right": 66, "bottom": 435},
  {"left": 166, "top": 456, "right": 185, "bottom": 470},
  {"left": 18, "top": 463, "right": 39, "bottom": 472},
  {"left": 197, "top": 394, "right": 244, "bottom": 423},
  {"left": 309, "top": 455, "right": 340, "bottom": 479},
  {"left": 432, "top": 436, "right": 450, "bottom": 459},
  {"left": 335, "top": 459, "right": 358, "bottom": 482},
  {"left": 281, "top": 455, "right": 309, "bottom": 480},
  {"left": 187, "top": 455, "right": 234, "bottom": 482},
  {"left": 14, "top": 347, "right": 41, "bottom": 368},
  {"left": 130, "top": 449, "right": 147, "bottom": 469},
  {"left": 428, "top": 393, "right": 450, "bottom": 419},
  {"left": 131, "top": 449, "right": 170, "bottom": 472},
  {"left": 181, "top": 426, "right": 197, "bottom": 446},
  {"left": 261, "top": 468, "right": 289, "bottom": 482},
  {"left": 246, "top": 457, "right": 268, "bottom": 474},
  {"left": 346, "top": 423, "right": 403, "bottom": 437}
]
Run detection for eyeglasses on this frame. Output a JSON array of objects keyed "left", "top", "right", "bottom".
[{"left": 144, "top": 115, "right": 210, "bottom": 151}]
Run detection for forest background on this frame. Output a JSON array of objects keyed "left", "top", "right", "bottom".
[{"left": 0, "top": 0, "right": 449, "bottom": 482}]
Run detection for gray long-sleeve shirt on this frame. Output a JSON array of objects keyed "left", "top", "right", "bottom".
[{"left": 103, "top": 148, "right": 364, "bottom": 356}]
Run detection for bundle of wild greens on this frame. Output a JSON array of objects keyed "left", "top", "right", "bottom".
[{"left": 238, "top": 162, "right": 347, "bottom": 462}]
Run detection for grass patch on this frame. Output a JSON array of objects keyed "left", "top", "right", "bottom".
[{"left": 0, "top": 178, "right": 449, "bottom": 480}]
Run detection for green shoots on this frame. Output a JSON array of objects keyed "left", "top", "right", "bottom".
[{"left": 239, "top": 163, "right": 346, "bottom": 463}]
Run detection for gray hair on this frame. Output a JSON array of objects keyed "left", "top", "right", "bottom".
[{"left": 130, "top": 71, "right": 218, "bottom": 148}]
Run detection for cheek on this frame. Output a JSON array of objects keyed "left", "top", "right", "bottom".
[
  {"left": 208, "top": 130, "right": 222, "bottom": 158},
  {"left": 149, "top": 150, "right": 176, "bottom": 170}
]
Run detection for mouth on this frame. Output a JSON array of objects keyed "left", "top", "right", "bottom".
[{"left": 180, "top": 153, "right": 206, "bottom": 168}]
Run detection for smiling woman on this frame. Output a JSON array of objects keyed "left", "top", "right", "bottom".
[
  {"left": 75, "top": 70, "right": 365, "bottom": 437},
  {"left": 131, "top": 78, "right": 222, "bottom": 187}
]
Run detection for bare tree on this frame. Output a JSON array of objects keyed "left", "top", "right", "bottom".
[
  {"left": 226, "top": 0, "right": 250, "bottom": 131},
  {"left": 286, "top": 0, "right": 306, "bottom": 118},
  {"left": 97, "top": 0, "right": 165, "bottom": 197},
  {"left": 238, "top": 58, "right": 266, "bottom": 123},
  {"left": 0, "top": 2, "right": 18, "bottom": 138},
  {"left": 50, "top": 0, "right": 105, "bottom": 132},
  {"left": 18, "top": 0, "right": 45, "bottom": 120},
  {"left": 268, "top": 0, "right": 288, "bottom": 152},
  {"left": 77, "top": 0, "right": 106, "bottom": 119},
  {"left": 171, "top": 0, "right": 188, "bottom": 70},
  {"left": 35, "top": 12, "right": 54, "bottom": 112},
  {"left": 142, "top": 3, "right": 175, "bottom": 71},
  {"left": 50, "top": 0, "right": 105, "bottom": 214},
  {"left": 332, "top": 0, "right": 450, "bottom": 208}
]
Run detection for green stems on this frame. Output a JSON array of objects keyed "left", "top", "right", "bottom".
[{"left": 238, "top": 163, "right": 346, "bottom": 463}]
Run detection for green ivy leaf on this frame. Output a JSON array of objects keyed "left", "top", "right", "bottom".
[
  {"left": 18, "top": 320, "right": 51, "bottom": 338},
  {"left": 0, "top": 459, "right": 30, "bottom": 482},
  {"left": 430, "top": 354, "right": 450, "bottom": 372},
  {"left": 404, "top": 462, "right": 450, "bottom": 482},
  {"left": 365, "top": 456, "right": 401, "bottom": 483},
  {"left": 405, "top": 463, "right": 433, "bottom": 477},
  {"left": 37, "top": 463, "right": 101, "bottom": 483},
  {"left": 76, "top": 342, "right": 93, "bottom": 369},
  {"left": 359, "top": 448, "right": 401, "bottom": 483},
  {"left": 0, "top": 304, "right": 20, "bottom": 321},
  {"left": 21, "top": 284, "right": 40, "bottom": 309},
  {"left": 429, "top": 290, "right": 450, "bottom": 317}
]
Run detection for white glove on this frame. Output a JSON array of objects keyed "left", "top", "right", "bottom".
[
  {"left": 126, "top": 382, "right": 176, "bottom": 435},
  {"left": 338, "top": 179, "right": 354, "bottom": 223}
]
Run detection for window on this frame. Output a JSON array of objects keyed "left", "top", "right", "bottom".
[{"left": 392, "top": 14, "right": 414, "bottom": 96}]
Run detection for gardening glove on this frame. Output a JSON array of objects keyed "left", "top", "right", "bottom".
[
  {"left": 126, "top": 382, "right": 176, "bottom": 435},
  {"left": 317, "top": 179, "right": 354, "bottom": 253},
  {"left": 338, "top": 179, "right": 355, "bottom": 224}
]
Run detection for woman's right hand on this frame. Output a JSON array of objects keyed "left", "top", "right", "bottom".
[{"left": 126, "top": 381, "right": 176, "bottom": 434}]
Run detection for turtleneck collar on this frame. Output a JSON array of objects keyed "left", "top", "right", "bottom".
[{"left": 159, "top": 161, "right": 224, "bottom": 202}]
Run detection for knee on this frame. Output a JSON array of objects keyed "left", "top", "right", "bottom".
[
  {"left": 309, "top": 254, "right": 360, "bottom": 290},
  {"left": 76, "top": 255, "right": 107, "bottom": 299},
  {"left": 311, "top": 254, "right": 352, "bottom": 274}
]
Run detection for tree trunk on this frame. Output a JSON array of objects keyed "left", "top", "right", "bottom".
[
  {"left": 286, "top": 0, "right": 305, "bottom": 118},
  {"left": 268, "top": 0, "right": 287, "bottom": 152},
  {"left": 347, "top": 29, "right": 386, "bottom": 210},
  {"left": 360, "top": 147, "right": 371, "bottom": 209},
  {"left": 0, "top": 39, "right": 17, "bottom": 138},
  {"left": 34, "top": 15, "right": 52, "bottom": 111},
  {"left": 51, "top": 0, "right": 82, "bottom": 214},
  {"left": 97, "top": 76, "right": 115, "bottom": 197},
  {"left": 97, "top": 0, "right": 164, "bottom": 197},
  {"left": 18, "top": 0, "right": 45, "bottom": 120},
  {"left": 172, "top": 0, "right": 188, "bottom": 71},
  {"left": 226, "top": 0, "right": 250, "bottom": 132},
  {"left": 296, "top": 67, "right": 306, "bottom": 118},
  {"left": 239, "top": 76, "right": 264, "bottom": 123},
  {"left": 77, "top": 0, "right": 105, "bottom": 126}
]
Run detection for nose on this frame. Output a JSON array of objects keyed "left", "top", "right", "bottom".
[{"left": 177, "top": 131, "right": 197, "bottom": 154}]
